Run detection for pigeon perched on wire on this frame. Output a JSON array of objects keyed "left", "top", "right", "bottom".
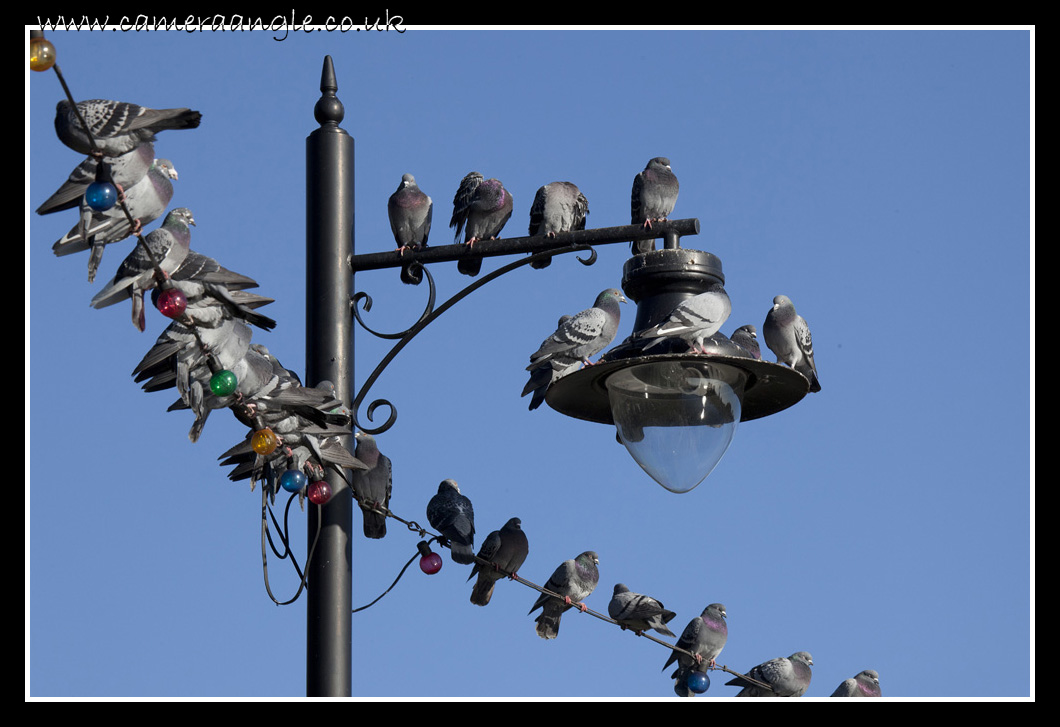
[
  {"left": 147, "top": 247, "right": 276, "bottom": 331},
  {"left": 522, "top": 288, "right": 626, "bottom": 410},
  {"left": 630, "top": 157, "right": 679, "bottom": 254},
  {"left": 90, "top": 206, "right": 195, "bottom": 331},
  {"left": 52, "top": 158, "right": 178, "bottom": 283},
  {"left": 467, "top": 517, "right": 529, "bottom": 606},
  {"left": 730, "top": 324, "right": 762, "bottom": 360},
  {"left": 387, "top": 173, "right": 432, "bottom": 285},
  {"left": 426, "top": 479, "right": 476, "bottom": 565},
  {"left": 351, "top": 432, "right": 392, "bottom": 539},
  {"left": 663, "top": 603, "right": 728, "bottom": 697},
  {"left": 37, "top": 141, "right": 156, "bottom": 216},
  {"left": 607, "top": 583, "right": 677, "bottom": 637},
  {"left": 528, "top": 550, "right": 599, "bottom": 640},
  {"left": 219, "top": 372, "right": 360, "bottom": 489},
  {"left": 637, "top": 283, "right": 732, "bottom": 354},
  {"left": 527, "top": 181, "right": 589, "bottom": 269},
  {"left": 830, "top": 669, "right": 881, "bottom": 697},
  {"left": 763, "top": 294, "right": 821, "bottom": 392},
  {"left": 54, "top": 98, "right": 201, "bottom": 157},
  {"left": 449, "top": 172, "right": 513, "bottom": 277},
  {"left": 726, "top": 651, "right": 814, "bottom": 697}
]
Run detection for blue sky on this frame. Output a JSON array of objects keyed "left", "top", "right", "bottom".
[{"left": 27, "top": 27, "right": 1032, "bottom": 699}]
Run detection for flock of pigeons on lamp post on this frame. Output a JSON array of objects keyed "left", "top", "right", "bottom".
[{"left": 37, "top": 95, "right": 877, "bottom": 698}]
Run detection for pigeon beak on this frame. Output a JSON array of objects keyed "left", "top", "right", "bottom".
[{"left": 618, "top": 294, "right": 628, "bottom": 304}]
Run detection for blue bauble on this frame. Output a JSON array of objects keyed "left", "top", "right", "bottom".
[
  {"left": 280, "top": 469, "right": 308, "bottom": 493},
  {"left": 85, "top": 181, "right": 118, "bottom": 211},
  {"left": 686, "top": 671, "right": 710, "bottom": 694}
]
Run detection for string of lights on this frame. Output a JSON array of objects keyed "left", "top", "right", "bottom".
[{"left": 31, "top": 31, "right": 770, "bottom": 696}]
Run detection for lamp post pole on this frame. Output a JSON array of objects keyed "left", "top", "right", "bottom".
[{"left": 305, "top": 55, "right": 354, "bottom": 698}]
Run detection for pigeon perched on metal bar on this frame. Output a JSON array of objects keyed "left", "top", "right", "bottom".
[
  {"left": 523, "top": 289, "right": 626, "bottom": 410},
  {"left": 730, "top": 324, "right": 762, "bottom": 360},
  {"left": 527, "top": 181, "right": 589, "bottom": 269},
  {"left": 387, "top": 173, "right": 432, "bottom": 285},
  {"left": 450, "top": 172, "right": 513, "bottom": 277},
  {"left": 638, "top": 283, "right": 732, "bottom": 354},
  {"left": 763, "top": 294, "right": 821, "bottom": 392},
  {"left": 630, "top": 157, "right": 679, "bottom": 254}
]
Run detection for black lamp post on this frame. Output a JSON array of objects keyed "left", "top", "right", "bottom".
[{"left": 306, "top": 56, "right": 811, "bottom": 696}]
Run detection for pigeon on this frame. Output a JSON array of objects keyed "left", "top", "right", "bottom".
[
  {"left": 527, "top": 181, "right": 589, "bottom": 269},
  {"left": 630, "top": 157, "right": 679, "bottom": 254},
  {"left": 449, "top": 172, "right": 513, "bottom": 277},
  {"left": 730, "top": 324, "right": 762, "bottom": 360},
  {"left": 607, "top": 583, "right": 677, "bottom": 637},
  {"left": 638, "top": 283, "right": 732, "bottom": 354},
  {"left": 426, "top": 479, "right": 476, "bottom": 565},
  {"left": 52, "top": 158, "right": 178, "bottom": 282},
  {"left": 387, "top": 173, "right": 433, "bottom": 285},
  {"left": 525, "top": 288, "right": 626, "bottom": 374},
  {"left": 37, "top": 141, "right": 155, "bottom": 215},
  {"left": 89, "top": 207, "right": 195, "bottom": 331},
  {"left": 763, "top": 294, "right": 821, "bottom": 392},
  {"left": 726, "top": 651, "right": 814, "bottom": 697},
  {"left": 55, "top": 98, "right": 202, "bottom": 157},
  {"left": 351, "top": 432, "right": 392, "bottom": 539},
  {"left": 467, "top": 517, "right": 529, "bottom": 606},
  {"left": 662, "top": 603, "right": 728, "bottom": 697},
  {"left": 830, "top": 669, "right": 881, "bottom": 697},
  {"left": 522, "top": 289, "right": 626, "bottom": 410},
  {"left": 528, "top": 551, "right": 599, "bottom": 640}
]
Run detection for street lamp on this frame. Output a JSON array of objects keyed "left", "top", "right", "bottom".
[{"left": 543, "top": 245, "right": 810, "bottom": 493}]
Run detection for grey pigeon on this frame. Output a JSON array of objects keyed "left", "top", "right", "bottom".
[
  {"left": 638, "top": 283, "right": 732, "bottom": 354},
  {"left": 426, "top": 479, "right": 476, "bottom": 565},
  {"left": 607, "top": 583, "right": 677, "bottom": 637},
  {"left": 449, "top": 172, "right": 514, "bottom": 277},
  {"left": 467, "top": 517, "right": 529, "bottom": 606},
  {"left": 351, "top": 432, "right": 392, "bottom": 539},
  {"left": 630, "top": 157, "right": 679, "bottom": 254},
  {"left": 730, "top": 324, "right": 762, "bottom": 360},
  {"left": 37, "top": 141, "right": 155, "bottom": 215},
  {"left": 763, "top": 294, "right": 821, "bottom": 392},
  {"left": 218, "top": 375, "right": 361, "bottom": 494},
  {"left": 55, "top": 99, "right": 201, "bottom": 157},
  {"left": 150, "top": 257, "right": 276, "bottom": 332},
  {"left": 387, "top": 173, "right": 432, "bottom": 285},
  {"left": 522, "top": 289, "right": 626, "bottom": 410},
  {"left": 90, "top": 207, "right": 194, "bottom": 331},
  {"left": 53, "top": 158, "right": 178, "bottom": 282},
  {"left": 830, "top": 669, "right": 881, "bottom": 697},
  {"left": 662, "top": 603, "right": 728, "bottom": 697},
  {"left": 528, "top": 181, "right": 589, "bottom": 269},
  {"left": 528, "top": 551, "right": 599, "bottom": 640},
  {"left": 726, "top": 651, "right": 814, "bottom": 697}
]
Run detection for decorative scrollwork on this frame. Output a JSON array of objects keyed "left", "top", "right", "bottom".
[
  {"left": 350, "top": 242, "right": 596, "bottom": 436},
  {"left": 351, "top": 265, "right": 437, "bottom": 340}
]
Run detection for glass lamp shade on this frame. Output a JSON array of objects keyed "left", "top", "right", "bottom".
[{"left": 608, "top": 361, "right": 745, "bottom": 493}]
